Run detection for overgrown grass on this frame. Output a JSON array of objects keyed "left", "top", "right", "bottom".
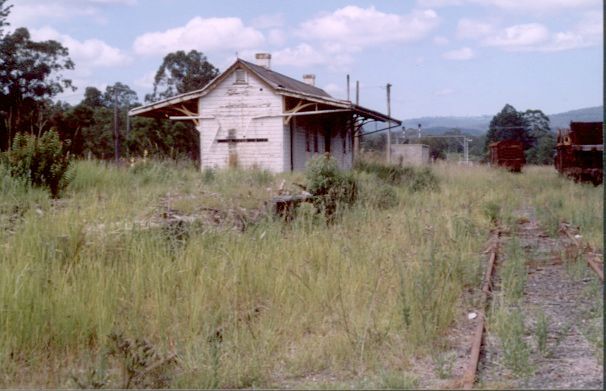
[
  {"left": 354, "top": 160, "right": 439, "bottom": 191},
  {"left": 0, "top": 161, "right": 600, "bottom": 388},
  {"left": 501, "top": 238, "right": 527, "bottom": 304},
  {"left": 491, "top": 306, "right": 532, "bottom": 377},
  {"left": 518, "top": 166, "right": 603, "bottom": 250}
]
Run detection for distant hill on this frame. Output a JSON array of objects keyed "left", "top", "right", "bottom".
[
  {"left": 401, "top": 106, "right": 603, "bottom": 135},
  {"left": 548, "top": 106, "right": 604, "bottom": 129},
  {"left": 401, "top": 116, "right": 491, "bottom": 136}
]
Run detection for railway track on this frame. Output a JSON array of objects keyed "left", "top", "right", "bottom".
[
  {"left": 460, "top": 218, "right": 603, "bottom": 389},
  {"left": 461, "top": 230, "right": 500, "bottom": 389},
  {"left": 559, "top": 222, "right": 603, "bottom": 282}
]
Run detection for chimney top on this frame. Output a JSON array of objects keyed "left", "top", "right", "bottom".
[
  {"left": 302, "top": 74, "right": 316, "bottom": 86},
  {"left": 255, "top": 53, "right": 271, "bottom": 69}
]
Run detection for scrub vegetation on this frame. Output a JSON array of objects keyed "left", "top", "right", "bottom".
[{"left": 0, "top": 157, "right": 602, "bottom": 388}]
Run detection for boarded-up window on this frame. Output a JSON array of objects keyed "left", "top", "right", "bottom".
[{"left": 235, "top": 68, "right": 246, "bottom": 84}]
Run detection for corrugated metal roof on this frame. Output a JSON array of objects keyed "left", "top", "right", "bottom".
[
  {"left": 239, "top": 60, "right": 331, "bottom": 98},
  {"left": 129, "top": 57, "right": 401, "bottom": 125}
]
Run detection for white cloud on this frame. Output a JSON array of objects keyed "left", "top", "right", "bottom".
[
  {"left": 134, "top": 70, "right": 156, "bottom": 90},
  {"left": 433, "top": 36, "right": 450, "bottom": 45},
  {"left": 267, "top": 29, "right": 287, "bottom": 46},
  {"left": 418, "top": 0, "right": 599, "bottom": 11},
  {"left": 297, "top": 6, "right": 440, "bottom": 50},
  {"left": 271, "top": 41, "right": 357, "bottom": 70},
  {"left": 475, "top": 12, "right": 602, "bottom": 52},
  {"left": 456, "top": 18, "right": 496, "bottom": 39},
  {"left": 272, "top": 43, "right": 330, "bottom": 67},
  {"left": 434, "top": 88, "right": 455, "bottom": 96},
  {"left": 538, "top": 11, "right": 602, "bottom": 51},
  {"left": 133, "top": 17, "right": 265, "bottom": 56},
  {"left": 30, "top": 27, "right": 131, "bottom": 70},
  {"left": 289, "top": 6, "right": 439, "bottom": 69},
  {"left": 442, "top": 47, "right": 475, "bottom": 60},
  {"left": 482, "top": 23, "right": 550, "bottom": 48}
]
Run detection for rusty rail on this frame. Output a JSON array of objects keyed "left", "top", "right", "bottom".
[
  {"left": 560, "top": 223, "right": 604, "bottom": 282},
  {"left": 461, "top": 231, "right": 500, "bottom": 389}
]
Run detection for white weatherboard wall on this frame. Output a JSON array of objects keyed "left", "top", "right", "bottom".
[{"left": 198, "top": 69, "right": 285, "bottom": 172}]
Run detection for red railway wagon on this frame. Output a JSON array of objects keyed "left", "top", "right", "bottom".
[
  {"left": 554, "top": 121, "right": 603, "bottom": 185},
  {"left": 489, "top": 140, "right": 525, "bottom": 172}
]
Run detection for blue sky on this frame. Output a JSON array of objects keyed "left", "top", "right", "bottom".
[{"left": 7, "top": 0, "right": 603, "bottom": 119}]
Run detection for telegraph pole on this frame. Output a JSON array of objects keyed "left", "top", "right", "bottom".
[
  {"left": 386, "top": 83, "right": 392, "bottom": 164},
  {"left": 346, "top": 74, "right": 350, "bottom": 101}
]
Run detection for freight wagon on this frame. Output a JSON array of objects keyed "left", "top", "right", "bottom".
[
  {"left": 489, "top": 140, "right": 525, "bottom": 172},
  {"left": 554, "top": 122, "right": 603, "bottom": 185}
]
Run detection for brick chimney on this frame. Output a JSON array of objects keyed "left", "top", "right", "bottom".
[
  {"left": 302, "top": 74, "right": 316, "bottom": 86},
  {"left": 255, "top": 53, "right": 271, "bottom": 69}
]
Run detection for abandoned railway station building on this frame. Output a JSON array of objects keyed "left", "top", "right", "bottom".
[{"left": 130, "top": 53, "right": 400, "bottom": 172}]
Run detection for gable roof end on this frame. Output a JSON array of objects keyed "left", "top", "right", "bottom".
[{"left": 129, "top": 58, "right": 401, "bottom": 125}]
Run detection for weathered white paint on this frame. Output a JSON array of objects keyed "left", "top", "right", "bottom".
[
  {"left": 193, "top": 66, "right": 355, "bottom": 172},
  {"left": 198, "top": 69, "right": 285, "bottom": 172}
]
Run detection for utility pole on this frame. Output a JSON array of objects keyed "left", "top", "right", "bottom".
[
  {"left": 386, "top": 83, "right": 392, "bottom": 164},
  {"left": 354, "top": 80, "right": 360, "bottom": 156},
  {"left": 113, "top": 88, "right": 120, "bottom": 163},
  {"left": 346, "top": 74, "right": 350, "bottom": 101}
]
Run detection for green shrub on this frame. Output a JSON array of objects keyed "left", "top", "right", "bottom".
[
  {"left": 357, "top": 174, "right": 399, "bottom": 209},
  {"left": 354, "top": 160, "right": 403, "bottom": 185},
  {"left": 4, "top": 130, "right": 72, "bottom": 197},
  {"left": 354, "top": 160, "right": 439, "bottom": 191},
  {"left": 201, "top": 167, "right": 216, "bottom": 184},
  {"left": 305, "top": 154, "right": 357, "bottom": 219}
]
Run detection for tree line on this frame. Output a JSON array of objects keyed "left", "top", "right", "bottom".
[
  {"left": 0, "top": 0, "right": 219, "bottom": 161},
  {"left": 362, "top": 104, "right": 556, "bottom": 165}
]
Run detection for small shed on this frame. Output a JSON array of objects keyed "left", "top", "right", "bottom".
[
  {"left": 391, "top": 144, "right": 429, "bottom": 166},
  {"left": 129, "top": 53, "right": 400, "bottom": 172}
]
